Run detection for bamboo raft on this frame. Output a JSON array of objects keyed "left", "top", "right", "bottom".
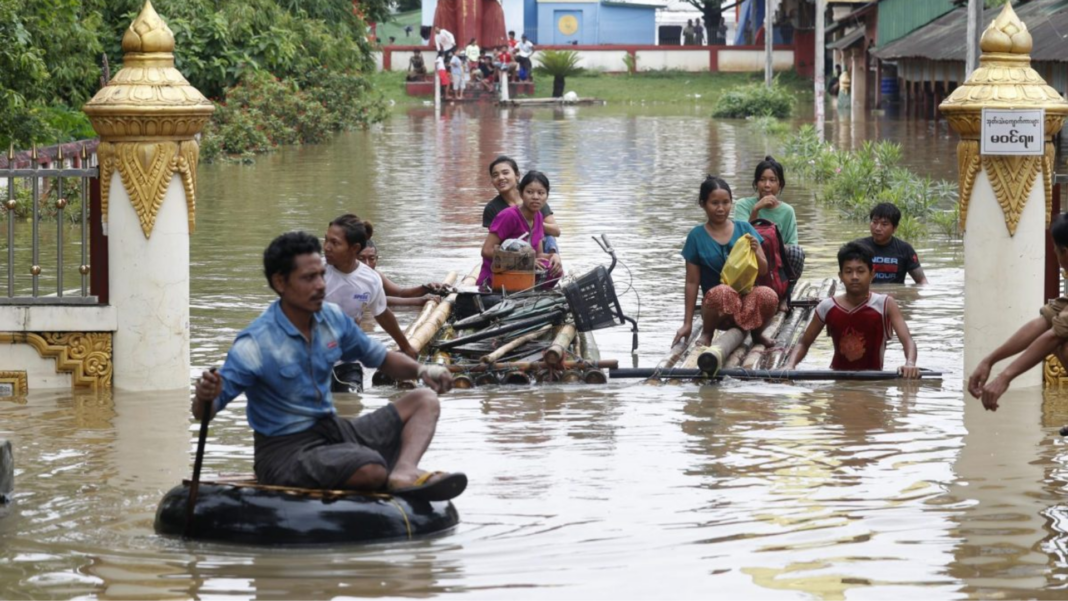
[
  {"left": 374, "top": 241, "right": 635, "bottom": 388},
  {"left": 647, "top": 278, "right": 839, "bottom": 383}
]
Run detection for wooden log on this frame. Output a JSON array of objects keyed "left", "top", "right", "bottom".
[
  {"left": 765, "top": 282, "right": 815, "bottom": 369},
  {"left": 697, "top": 328, "right": 747, "bottom": 374},
  {"left": 481, "top": 324, "right": 553, "bottom": 363},
  {"left": 543, "top": 324, "right": 577, "bottom": 365},
  {"left": 724, "top": 344, "right": 750, "bottom": 369}
]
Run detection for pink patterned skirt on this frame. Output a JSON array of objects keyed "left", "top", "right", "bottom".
[{"left": 702, "top": 284, "right": 778, "bottom": 331}]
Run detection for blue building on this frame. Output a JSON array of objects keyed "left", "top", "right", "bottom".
[{"left": 532, "top": 0, "right": 660, "bottom": 45}]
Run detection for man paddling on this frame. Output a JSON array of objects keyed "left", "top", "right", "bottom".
[
  {"left": 192, "top": 232, "right": 466, "bottom": 501},
  {"left": 968, "top": 213, "right": 1068, "bottom": 411},
  {"left": 785, "top": 242, "right": 920, "bottom": 377}
]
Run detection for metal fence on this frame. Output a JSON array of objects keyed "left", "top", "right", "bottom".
[{"left": 1, "top": 145, "right": 98, "bottom": 304}]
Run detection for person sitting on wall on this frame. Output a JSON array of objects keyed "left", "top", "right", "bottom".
[
  {"left": 407, "top": 52, "right": 428, "bottom": 82},
  {"left": 516, "top": 34, "right": 535, "bottom": 80},
  {"left": 474, "top": 52, "right": 496, "bottom": 92},
  {"left": 968, "top": 213, "right": 1068, "bottom": 411},
  {"left": 358, "top": 239, "right": 450, "bottom": 307},
  {"left": 851, "top": 202, "right": 928, "bottom": 285},
  {"left": 785, "top": 241, "right": 920, "bottom": 377},
  {"left": 191, "top": 231, "right": 466, "bottom": 501}
]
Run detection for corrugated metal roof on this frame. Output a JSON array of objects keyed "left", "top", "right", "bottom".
[
  {"left": 827, "top": 27, "right": 866, "bottom": 49},
  {"left": 876, "top": 0, "right": 956, "bottom": 47},
  {"left": 873, "top": 0, "right": 1068, "bottom": 63}
]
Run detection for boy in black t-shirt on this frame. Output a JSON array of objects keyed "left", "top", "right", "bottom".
[{"left": 852, "top": 203, "right": 928, "bottom": 285}]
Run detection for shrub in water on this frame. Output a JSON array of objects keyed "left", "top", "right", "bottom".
[{"left": 711, "top": 81, "right": 793, "bottom": 119}]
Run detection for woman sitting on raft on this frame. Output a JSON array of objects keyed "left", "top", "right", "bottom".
[
  {"left": 673, "top": 176, "right": 779, "bottom": 348},
  {"left": 477, "top": 170, "right": 563, "bottom": 289},
  {"left": 733, "top": 155, "right": 805, "bottom": 309},
  {"left": 483, "top": 156, "right": 561, "bottom": 254}
]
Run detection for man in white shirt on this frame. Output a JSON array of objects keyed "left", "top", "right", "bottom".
[
  {"left": 516, "top": 34, "right": 534, "bottom": 80},
  {"left": 434, "top": 27, "right": 456, "bottom": 58},
  {"left": 324, "top": 214, "right": 418, "bottom": 392}
]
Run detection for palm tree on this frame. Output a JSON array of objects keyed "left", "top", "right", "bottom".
[{"left": 535, "top": 50, "right": 584, "bottom": 98}]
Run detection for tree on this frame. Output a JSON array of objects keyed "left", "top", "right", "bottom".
[
  {"left": 535, "top": 50, "right": 584, "bottom": 98},
  {"left": 684, "top": 0, "right": 724, "bottom": 44}
]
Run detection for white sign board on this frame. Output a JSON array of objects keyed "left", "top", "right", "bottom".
[{"left": 981, "top": 108, "right": 1045, "bottom": 155}]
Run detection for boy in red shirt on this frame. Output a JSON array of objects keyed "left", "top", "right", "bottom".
[{"left": 786, "top": 242, "right": 919, "bottom": 376}]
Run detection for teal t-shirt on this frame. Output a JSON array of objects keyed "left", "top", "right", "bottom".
[
  {"left": 733, "top": 197, "right": 798, "bottom": 246},
  {"left": 681, "top": 220, "right": 763, "bottom": 294}
]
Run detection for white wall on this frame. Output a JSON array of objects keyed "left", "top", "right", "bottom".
[
  {"left": 718, "top": 49, "right": 793, "bottom": 72},
  {"left": 573, "top": 50, "right": 630, "bottom": 72},
  {"left": 636, "top": 49, "right": 708, "bottom": 71}
]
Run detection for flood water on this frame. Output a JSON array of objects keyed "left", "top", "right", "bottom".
[{"left": 5, "top": 104, "right": 1068, "bottom": 599}]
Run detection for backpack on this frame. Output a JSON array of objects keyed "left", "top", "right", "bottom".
[{"left": 750, "top": 219, "right": 793, "bottom": 300}]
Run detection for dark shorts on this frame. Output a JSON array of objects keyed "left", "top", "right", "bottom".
[
  {"left": 1041, "top": 297, "right": 1068, "bottom": 338},
  {"left": 254, "top": 405, "right": 403, "bottom": 490}
]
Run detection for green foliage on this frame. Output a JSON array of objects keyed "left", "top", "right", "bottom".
[
  {"left": 782, "top": 126, "right": 960, "bottom": 240},
  {"left": 749, "top": 114, "right": 790, "bottom": 135},
  {"left": 200, "top": 70, "right": 387, "bottom": 162},
  {"left": 711, "top": 79, "right": 793, "bottom": 119},
  {"left": 535, "top": 50, "right": 585, "bottom": 78},
  {"left": 1, "top": 177, "right": 84, "bottom": 222},
  {"left": 622, "top": 53, "right": 636, "bottom": 74},
  {"left": 0, "top": 0, "right": 384, "bottom": 146}
]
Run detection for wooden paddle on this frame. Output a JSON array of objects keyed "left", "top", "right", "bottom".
[{"left": 185, "top": 367, "right": 215, "bottom": 538}]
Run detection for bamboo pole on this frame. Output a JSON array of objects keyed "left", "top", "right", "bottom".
[
  {"left": 697, "top": 327, "right": 747, "bottom": 374},
  {"left": 741, "top": 311, "right": 786, "bottom": 369},
  {"left": 610, "top": 368, "right": 942, "bottom": 381},
  {"left": 481, "top": 324, "right": 553, "bottom": 363},
  {"left": 724, "top": 344, "right": 750, "bottom": 369},
  {"left": 407, "top": 267, "right": 477, "bottom": 355},
  {"left": 543, "top": 324, "right": 577, "bottom": 365},
  {"left": 765, "top": 282, "right": 814, "bottom": 369},
  {"left": 401, "top": 271, "right": 459, "bottom": 341}
]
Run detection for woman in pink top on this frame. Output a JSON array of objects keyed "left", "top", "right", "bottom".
[{"left": 477, "top": 171, "right": 563, "bottom": 288}]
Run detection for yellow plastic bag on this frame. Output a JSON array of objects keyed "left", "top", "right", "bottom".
[{"left": 721, "top": 234, "right": 758, "bottom": 295}]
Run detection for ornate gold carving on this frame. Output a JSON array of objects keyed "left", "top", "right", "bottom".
[
  {"left": 98, "top": 140, "right": 198, "bottom": 237},
  {"left": 981, "top": 155, "right": 1042, "bottom": 236},
  {"left": 940, "top": 3, "right": 1068, "bottom": 139},
  {"left": 1044, "top": 141, "right": 1055, "bottom": 228},
  {"left": 957, "top": 140, "right": 981, "bottom": 232},
  {"left": 0, "top": 371, "right": 28, "bottom": 396},
  {"left": 0, "top": 332, "right": 113, "bottom": 390},
  {"left": 82, "top": 1, "right": 212, "bottom": 237},
  {"left": 1045, "top": 355, "right": 1068, "bottom": 387}
]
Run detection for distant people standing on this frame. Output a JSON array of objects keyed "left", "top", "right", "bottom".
[
  {"left": 449, "top": 52, "right": 465, "bottom": 100},
  {"left": 694, "top": 18, "right": 705, "bottom": 46},
  {"left": 434, "top": 26, "right": 456, "bottom": 58},
  {"left": 405, "top": 25, "right": 413, "bottom": 38},
  {"left": 829, "top": 64, "right": 842, "bottom": 96},
  {"left": 717, "top": 17, "right": 727, "bottom": 45},
  {"left": 683, "top": 19, "right": 696, "bottom": 46},
  {"left": 465, "top": 38, "right": 480, "bottom": 66},
  {"left": 516, "top": 35, "right": 535, "bottom": 80},
  {"left": 435, "top": 53, "right": 452, "bottom": 99}
]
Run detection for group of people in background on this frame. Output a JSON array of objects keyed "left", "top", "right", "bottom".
[
  {"left": 674, "top": 156, "right": 926, "bottom": 378},
  {"left": 417, "top": 27, "right": 535, "bottom": 100}
]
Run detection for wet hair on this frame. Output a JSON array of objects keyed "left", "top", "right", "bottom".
[
  {"left": 869, "top": 202, "right": 902, "bottom": 228},
  {"left": 698, "top": 176, "right": 732, "bottom": 205},
  {"left": 1052, "top": 213, "right": 1068, "bottom": 248},
  {"left": 488, "top": 155, "right": 520, "bottom": 177},
  {"left": 264, "top": 231, "right": 321, "bottom": 293},
  {"left": 837, "top": 241, "right": 874, "bottom": 271},
  {"left": 519, "top": 170, "right": 551, "bottom": 194},
  {"left": 328, "top": 213, "right": 374, "bottom": 249},
  {"left": 753, "top": 155, "right": 786, "bottom": 192}
]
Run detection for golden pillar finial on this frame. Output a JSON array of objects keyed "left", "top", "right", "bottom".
[
  {"left": 82, "top": 1, "right": 214, "bottom": 238},
  {"left": 939, "top": 2, "right": 1068, "bottom": 236}
]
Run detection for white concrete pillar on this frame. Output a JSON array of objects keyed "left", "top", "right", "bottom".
[
  {"left": 106, "top": 173, "right": 191, "bottom": 390},
  {"left": 940, "top": 2, "right": 1068, "bottom": 388},
  {"left": 963, "top": 169, "right": 1047, "bottom": 386},
  {"left": 83, "top": 0, "right": 213, "bottom": 392}
]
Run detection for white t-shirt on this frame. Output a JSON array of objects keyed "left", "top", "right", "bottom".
[
  {"left": 518, "top": 40, "right": 534, "bottom": 58},
  {"left": 325, "top": 262, "right": 388, "bottom": 321},
  {"left": 435, "top": 29, "right": 455, "bottom": 51}
]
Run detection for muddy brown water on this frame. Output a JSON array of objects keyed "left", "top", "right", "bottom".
[{"left": 4, "top": 105, "right": 1068, "bottom": 599}]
